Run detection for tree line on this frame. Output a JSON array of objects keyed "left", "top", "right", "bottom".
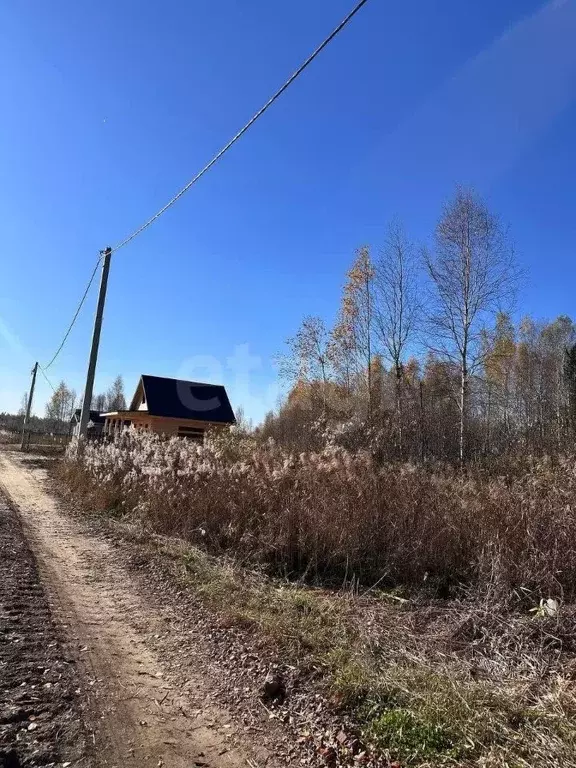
[
  {"left": 2, "top": 375, "right": 128, "bottom": 434},
  {"left": 266, "top": 187, "right": 576, "bottom": 463},
  {"left": 43, "top": 375, "right": 126, "bottom": 426}
]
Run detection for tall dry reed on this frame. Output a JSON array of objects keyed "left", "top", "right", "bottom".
[{"left": 61, "top": 430, "right": 576, "bottom": 596}]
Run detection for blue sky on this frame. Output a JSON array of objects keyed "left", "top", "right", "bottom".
[{"left": 1, "top": 0, "right": 576, "bottom": 422}]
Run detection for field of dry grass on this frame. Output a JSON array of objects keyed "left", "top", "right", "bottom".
[{"left": 59, "top": 430, "right": 576, "bottom": 766}]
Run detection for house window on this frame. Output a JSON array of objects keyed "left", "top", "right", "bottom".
[{"left": 123, "top": 420, "right": 131, "bottom": 428}]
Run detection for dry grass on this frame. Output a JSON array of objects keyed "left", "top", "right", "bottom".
[
  {"left": 62, "top": 431, "right": 576, "bottom": 598},
  {"left": 79, "top": 520, "right": 576, "bottom": 767},
  {"left": 59, "top": 432, "right": 576, "bottom": 765},
  {"left": 187, "top": 553, "right": 576, "bottom": 765}
]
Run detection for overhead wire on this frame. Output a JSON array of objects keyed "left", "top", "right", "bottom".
[
  {"left": 112, "top": 0, "right": 371, "bottom": 253},
  {"left": 38, "top": 363, "right": 57, "bottom": 395},
  {"left": 36, "top": 0, "right": 371, "bottom": 375},
  {"left": 42, "top": 253, "right": 103, "bottom": 371}
]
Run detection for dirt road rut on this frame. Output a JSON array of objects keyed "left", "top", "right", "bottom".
[
  {"left": 0, "top": 495, "right": 89, "bottom": 767},
  {"left": 0, "top": 452, "right": 270, "bottom": 768}
]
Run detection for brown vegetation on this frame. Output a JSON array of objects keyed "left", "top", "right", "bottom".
[{"left": 61, "top": 430, "right": 576, "bottom": 600}]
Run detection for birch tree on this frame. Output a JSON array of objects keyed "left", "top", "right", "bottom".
[
  {"left": 92, "top": 392, "right": 107, "bottom": 411},
  {"left": 18, "top": 392, "right": 29, "bottom": 417},
  {"left": 340, "top": 247, "right": 376, "bottom": 419},
  {"left": 278, "top": 316, "right": 333, "bottom": 414},
  {"left": 106, "top": 375, "right": 127, "bottom": 411},
  {"left": 374, "top": 221, "right": 420, "bottom": 455},
  {"left": 481, "top": 312, "right": 516, "bottom": 450},
  {"left": 328, "top": 315, "right": 357, "bottom": 397},
  {"left": 425, "top": 188, "right": 516, "bottom": 464},
  {"left": 45, "top": 381, "right": 76, "bottom": 426}
]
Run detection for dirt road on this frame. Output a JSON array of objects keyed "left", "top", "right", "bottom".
[
  {"left": 0, "top": 495, "right": 89, "bottom": 767},
  {"left": 0, "top": 451, "right": 273, "bottom": 768}
]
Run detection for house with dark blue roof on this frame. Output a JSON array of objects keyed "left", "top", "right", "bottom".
[{"left": 102, "top": 375, "right": 235, "bottom": 442}]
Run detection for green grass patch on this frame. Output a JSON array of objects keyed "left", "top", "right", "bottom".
[
  {"left": 181, "top": 547, "right": 353, "bottom": 661},
  {"left": 364, "top": 708, "right": 461, "bottom": 763}
]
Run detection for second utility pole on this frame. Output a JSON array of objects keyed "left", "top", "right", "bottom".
[
  {"left": 78, "top": 247, "right": 112, "bottom": 440},
  {"left": 20, "top": 362, "right": 38, "bottom": 451}
]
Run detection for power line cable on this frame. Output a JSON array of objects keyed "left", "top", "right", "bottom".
[
  {"left": 37, "top": 0, "right": 370, "bottom": 376},
  {"left": 112, "top": 0, "right": 371, "bottom": 253},
  {"left": 38, "top": 363, "right": 57, "bottom": 395},
  {"left": 42, "top": 254, "right": 102, "bottom": 371}
]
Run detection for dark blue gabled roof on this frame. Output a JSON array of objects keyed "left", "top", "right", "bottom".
[{"left": 138, "top": 375, "right": 235, "bottom": 424}]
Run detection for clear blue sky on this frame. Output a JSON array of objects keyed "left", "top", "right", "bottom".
[{"left": 1, "top": 0, "right": 576, "bottom": 421}]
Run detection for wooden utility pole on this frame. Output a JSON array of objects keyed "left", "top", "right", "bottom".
[
  {"left": 78, "top": 247, "right": 112, "bottom": 440},
  {"left": 21, "top": 362, "right": 38, "bottom": 451}
]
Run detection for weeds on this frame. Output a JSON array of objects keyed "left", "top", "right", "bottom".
[
  {"left": 62, "top": 430, "right": 576, "bottom": 599},
  {"left": 363, "top": 708, "right": 459, "bottom": 763}
]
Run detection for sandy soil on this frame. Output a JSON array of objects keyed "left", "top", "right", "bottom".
[{"left": 0, "top": 450, "right": 275, "bottom": 768}]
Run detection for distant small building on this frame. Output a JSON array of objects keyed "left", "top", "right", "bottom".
[
  {"left": 71, "top": 409, "right": 106, "bottom": 437},
  {"left": 102, "top": 374, "right": 235, "bottom": 443}
]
